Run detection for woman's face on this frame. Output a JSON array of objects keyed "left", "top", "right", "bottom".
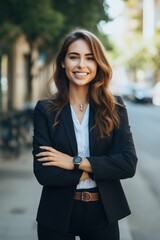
[{"left": 62, "top": 39, "right": 98, "bottom": 87}]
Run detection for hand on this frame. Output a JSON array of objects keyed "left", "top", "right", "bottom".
[{"left": 36, "top": 146, "right": 73, "bottom": 170}]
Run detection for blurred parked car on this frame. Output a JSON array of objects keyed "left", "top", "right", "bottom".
[
  {"left": 152, "top": 82, "right": 160, "bottom": 106},
  {"left": 121, "top": 84, "right": 153, "bottom": 104}
]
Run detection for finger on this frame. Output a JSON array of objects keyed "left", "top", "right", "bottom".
[
  {"left": 37, "top": 157, "right": 54, "bottom": 162},
  {"left": 42, "top": 162, "right": 56, "bottom": 166},
  {"left": 36, "top": 151, "right": 53, "bottom": 157},
  {"left": 39, "top": 146, "right": 57, "bottom": 152}
]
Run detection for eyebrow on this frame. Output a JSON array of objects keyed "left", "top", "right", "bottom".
[{"left": 68, "top": 52, "right": 93, "bottom": 56}]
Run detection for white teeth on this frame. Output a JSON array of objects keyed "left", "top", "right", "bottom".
[{"left": 75, "top": 72, "right": 88, "bottom": 76}]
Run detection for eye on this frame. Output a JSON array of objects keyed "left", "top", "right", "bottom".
[
  {"left": 69, "top": 55, "right": 79, "bottom": 60},
  {"left": 87, "top": 57, "right": 95, "bottom": 61}
]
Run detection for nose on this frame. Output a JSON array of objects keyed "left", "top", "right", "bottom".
[{"left": 77, "top": 58, "right": 86, "bottom": 68}]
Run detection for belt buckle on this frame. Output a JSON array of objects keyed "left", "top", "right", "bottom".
[{"left": 81, "top": 192, "right": 92, "bottom": 202}]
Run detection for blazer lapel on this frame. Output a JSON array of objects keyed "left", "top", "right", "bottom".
[
  {"left": 89, "top": 105, "right": 97, "bottom": 155},
  {"left": 61, "top": 103, "right": 78, "bottom": 156}
]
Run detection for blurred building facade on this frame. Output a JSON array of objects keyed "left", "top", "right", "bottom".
[
  {"left": 143, "top": 0, "right": 160, "bottom": 39},
  {"left": 123, "top": 0, "right": 160, "bottom": 40},
  {"left": 122, "top": 0, "right": 160, "bottom": 85},
  {"left": 0, "top": 35, "right": 52, "bottom": 113}
]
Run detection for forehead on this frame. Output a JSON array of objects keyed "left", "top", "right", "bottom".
[{"left": 67, "top": 39, "right": 92, "bottom": 54}]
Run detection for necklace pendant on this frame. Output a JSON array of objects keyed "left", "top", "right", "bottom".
[{"left": 79, "top": 104, "right": 84, "bottom": 111}]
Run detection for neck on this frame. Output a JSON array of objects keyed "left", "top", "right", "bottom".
[{"left": 69, "top": 85, "right": 89, "bottom": 105}]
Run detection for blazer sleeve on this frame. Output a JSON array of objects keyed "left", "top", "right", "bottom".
[
  {"left": 87, "top": 96, "right": 138, "bottom": 181},
  {"left": 32, "top": 100, "right": 82, "bottom": 187}
]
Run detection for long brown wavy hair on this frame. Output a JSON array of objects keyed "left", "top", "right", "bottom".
[{"left": 48, "top": 29, "right": 120, "bottom": 138}]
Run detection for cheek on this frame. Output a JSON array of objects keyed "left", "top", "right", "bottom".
[
  {"left": 91, "top": 63, "right": 98, "bottom": 75},
  {"left": 64, "top": 67, "right": 74, "bottom": 80},
  {"left": 64, "top": 61, "right": 76, "bottom": 72}
]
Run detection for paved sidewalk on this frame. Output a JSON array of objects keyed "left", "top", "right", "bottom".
[
  {"left": 0, "top": 149, "right": 132, "bottom": 240},
  {"left": 0, "top": 150, "right": 39, "bottom": 240}
]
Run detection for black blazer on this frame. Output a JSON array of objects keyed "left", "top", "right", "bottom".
[{"left": 32, "top": 96, "right": 138, "bottom": 233}]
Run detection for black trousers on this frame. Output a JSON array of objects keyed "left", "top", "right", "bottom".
[{"left": 37, "top": 189, "right": 120, "bottom": 240}]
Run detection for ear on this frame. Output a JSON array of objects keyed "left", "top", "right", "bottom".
[{"left": 61, "top": 62, "right": 65, "bottom": 68}]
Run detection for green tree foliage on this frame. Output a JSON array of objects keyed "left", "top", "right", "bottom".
[
  {"left": 0, "top": 0, "right": 64, "bottom": 56},
  {"left": 124, "top": 36, "right": 160, "bottom": 83},
  {"left": 0, "top": 23, "right": 22, "bottom": 53},
  {"left": 124, "top": 0, "right": 142, "bottom": 35},
  {"left": 52, "top": 0, "right": 112, "bottom": 55},
  {"left": 0, "top": 0, "right": 110, "bottom": 58},
  {"left": 52, "top": 0, "right": 110, "bottom": 32}
]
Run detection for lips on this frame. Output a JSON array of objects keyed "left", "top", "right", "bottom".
[{"left": 73, "top": 72, "right": 89, "bottom": 77}]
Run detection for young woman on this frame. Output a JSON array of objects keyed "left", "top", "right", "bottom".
[{"left": 32, "top": 29, "right": 138, "bottom": 240}]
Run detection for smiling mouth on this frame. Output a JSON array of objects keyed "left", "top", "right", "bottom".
[{"left": 73, "top": 72, "right": 89, "bottom": 77}]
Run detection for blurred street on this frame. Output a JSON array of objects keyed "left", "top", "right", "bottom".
[
  {"left": 0, "top": 101, "right": 160, "bottom": 240},
  {"left": 123, "top": 101, "right": 160, "bottom": 240}
]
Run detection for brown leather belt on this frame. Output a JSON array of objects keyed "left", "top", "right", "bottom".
[{"left": 74, "top": 191, "right": 99, "bottom": 202}]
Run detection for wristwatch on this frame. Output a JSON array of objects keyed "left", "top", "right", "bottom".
[{"left": 73, "top": 156, "right": 82, "bottom": 170}]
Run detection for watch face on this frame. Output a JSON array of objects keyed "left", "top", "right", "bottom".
[{"left": 74, "top": 156, "right": 82, "bottom": 164}]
